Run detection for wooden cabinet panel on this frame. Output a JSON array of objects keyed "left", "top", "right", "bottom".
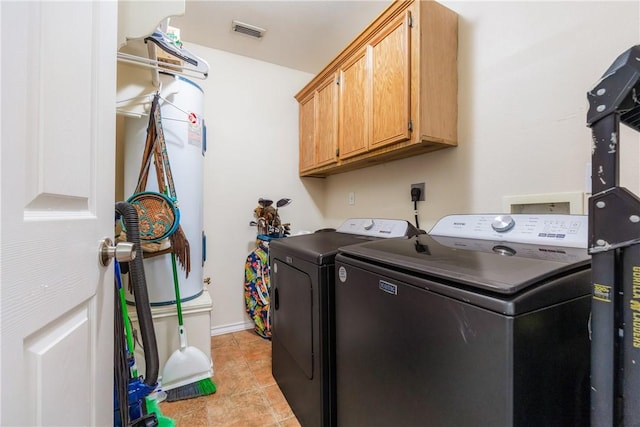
[
  {"left": 315, "top": 74, "right": 338, "bottom": 167},
  {"left": 369, "top": 10, "right": 411, "bottom": 149},
  {"left": 295, "top": 0, "right": 458, "bottom": 177},
  {"left": 298, "top": 94, "right": 315, "bottom": 172},
  {"left": 339, "top": 49, "right": 368, "bottom": 160}
]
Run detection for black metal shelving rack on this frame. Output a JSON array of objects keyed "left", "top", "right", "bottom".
[{"left": 587, "top": 44, "right": 640, "bottom": 427}]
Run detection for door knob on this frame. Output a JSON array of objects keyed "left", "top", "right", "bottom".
[{"left": 99, "top": 237, "right": 136, "bottom": 266}]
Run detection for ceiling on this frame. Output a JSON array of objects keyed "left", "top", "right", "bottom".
[{"left": 169, "top": 1, "right": 391, "bottom": 74}]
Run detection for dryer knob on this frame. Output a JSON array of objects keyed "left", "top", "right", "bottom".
[
  {"left": 363, "top": 219, "right": 375, "bottom": 230},
  {"left": 491, "top": 215, "right": 515, "bottom": 232}
]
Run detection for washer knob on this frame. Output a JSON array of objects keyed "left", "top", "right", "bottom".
[
  {"left": 492, "top": 245, "right": 516, "bottom": 256},
  {"left": 491, "top": 215, "right": 515, "bottom": 232},
  {"left": 363, "top": 219, "right": 375, "bottom": 230}
]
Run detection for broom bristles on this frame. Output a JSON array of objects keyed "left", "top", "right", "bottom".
[{"left": 165, "top": 378, "right": 216, "bottom": 402}]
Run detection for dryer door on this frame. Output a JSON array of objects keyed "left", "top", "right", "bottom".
[{"left": 272, "top": 259, "right": 314, "bottom": 379}]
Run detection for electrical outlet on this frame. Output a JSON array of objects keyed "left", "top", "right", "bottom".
[
  {"left": 348, "top": 191, "right": 355, "bottom": 205},
  {"left": 411, "top": 183, "right": 425, "bottom": 201}
]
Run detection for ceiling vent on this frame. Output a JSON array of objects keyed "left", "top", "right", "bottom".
[{"left": 232, "top": 20, "right": 266, "bottom": 39}]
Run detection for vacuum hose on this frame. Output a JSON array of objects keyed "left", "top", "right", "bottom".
[{"left": 115, "top": 201, "right": 159, "bottom": 388}]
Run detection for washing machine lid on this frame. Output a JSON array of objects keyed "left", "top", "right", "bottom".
[
  {"left": 270, "top": 219, "right": 419, "bottom": 265},
  {"left": 338, "top": 234, "right": 590, "bottom": 294},
  {"left": 270, "top": 231, "right": 378, "bottom": 265}
]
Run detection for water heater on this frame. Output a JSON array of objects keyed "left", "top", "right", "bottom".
[{"left": 123, "top": 72, "right": 205, "bottom": 305}]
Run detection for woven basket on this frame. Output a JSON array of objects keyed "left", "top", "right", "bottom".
[{"left": 124, "top": 191, "right": 180, "bottom": 242}]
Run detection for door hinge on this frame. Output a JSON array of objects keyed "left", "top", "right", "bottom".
[{"left": 408, "top": 120, "right": 413, "bottom": 132}]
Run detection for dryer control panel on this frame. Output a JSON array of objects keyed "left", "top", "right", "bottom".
[
  {"left": 337, "top": 218, "right": 417, "bottom": 238},
  {"left": 429, "top": 214, "right": 588, "bottom": 248}
]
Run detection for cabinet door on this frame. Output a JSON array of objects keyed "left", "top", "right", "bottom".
[
  {"left": 299, "top": 93, "right": 316, "bottom": 173},
  {"left": 369, "top": 10, "right": 411, "bottom": 149},
  {"left": 339, "top": 49, "right": 369, "bottom": 160},
  {"left": 315, "top": 73, "right": 339, "bottom": 167}
]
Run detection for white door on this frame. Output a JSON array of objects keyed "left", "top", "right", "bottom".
[{"left": 1, "top": 2, "right": 116, "bottom": 426}]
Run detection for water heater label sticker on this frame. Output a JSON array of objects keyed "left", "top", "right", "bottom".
[
  {"left": 593, "top": 283, "right": 611, "bottom": 302},
  {"left": 379, "top": 280, "right": 397, "bottom": 295},
  {"left": 188, "top": 114, "right": 202, "bottom": 148},
  {"left": 338, "top": 266, "right": 347, "bottom": 283}
]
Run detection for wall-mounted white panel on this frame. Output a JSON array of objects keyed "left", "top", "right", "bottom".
[{"left": 502, "top": 192, "right": 585, "bottom": 215}]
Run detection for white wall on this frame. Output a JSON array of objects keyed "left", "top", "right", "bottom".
[
  {"left": 183, "top": 44, "right": 325, "bottom": 333},
  {"left": 184, "top": 0, "right": 640, "bottom": 333},
  {"left": 324, "top": 0, "right": 640, "bottom": 230}
]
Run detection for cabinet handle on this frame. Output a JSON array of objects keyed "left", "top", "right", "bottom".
[
  {"left": 274, "top": 288, "right": 279, "bottom": 310},
  {"left": 336, "top": 148, "right": 340, "bottom": 157}
]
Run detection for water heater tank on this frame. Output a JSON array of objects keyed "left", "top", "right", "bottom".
[{"left": 123, "top": 73, "right": 205, "bottom": 305}]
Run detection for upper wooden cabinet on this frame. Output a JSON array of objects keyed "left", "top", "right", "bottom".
[
  {"left": 339, "top": 48, "right": 368, "bottom": 160},
  {"left": 295, "top": 0, "right": 458, "bottom": 177},
  {"left": 299, "top": 73, "right": 339, "bottom": 174},
  {"left": 315, "top": 73, "right": 339, "bottom": 168},
  {"left": 369, "top": 10, "right": 412, "bottom": 150},
  {"left": 298, "top": 92, "right": 316, "bottom": 173}
]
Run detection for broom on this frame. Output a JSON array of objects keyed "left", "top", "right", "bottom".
[{"left": 162, "top": 252, "right": 216, "bottom": 401}]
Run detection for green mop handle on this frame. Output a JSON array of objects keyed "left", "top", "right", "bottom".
[
  {"left": 171, "top": 252, "right": 183, "bottom": 325},
  {"left": 164, "top": 185, "right": 187, "bottom": 348},
  {"left": 171, "top": 252, "right": 188, "bottom": 351}
]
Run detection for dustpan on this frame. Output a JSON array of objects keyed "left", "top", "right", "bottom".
[
  {"left": 162, "top": 334, "right": 213, "bottom": 391},
  {"left": 161, "top": 252, "right": 215, "bottom": 400}
]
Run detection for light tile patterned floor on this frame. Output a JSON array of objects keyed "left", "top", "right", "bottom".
[{"left": 159, "top": 330, "right": 301, "bottom": 427}]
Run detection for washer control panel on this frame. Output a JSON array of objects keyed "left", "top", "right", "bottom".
[
  {"left": 337, "top": 218, "right": 414, "bottom": 238},
  {"left": 430, "top": 214, "right": 588, "bottom": 248}
]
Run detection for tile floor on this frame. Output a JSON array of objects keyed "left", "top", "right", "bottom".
[{"left": 159, "top": 330, "right": 301, "bottom": 427}]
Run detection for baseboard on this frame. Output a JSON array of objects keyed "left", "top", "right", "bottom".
[{"left": 210, "top": 320, "right": 254, "bottom": 336}]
